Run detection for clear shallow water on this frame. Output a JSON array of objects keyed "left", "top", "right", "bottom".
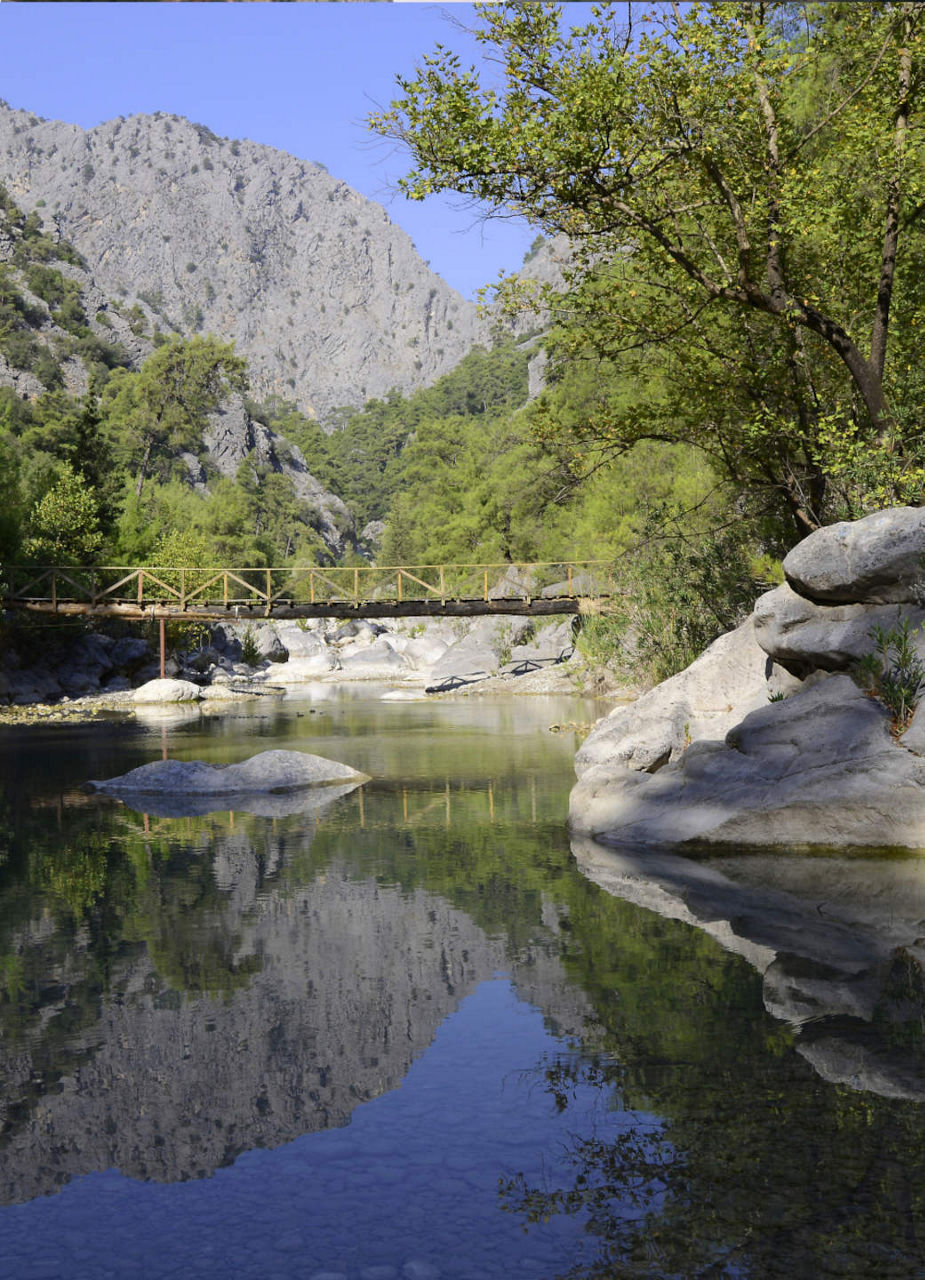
[
  {"left": 0, "top": 687, "right": 922, "bottom": 1280},
  {"left": 0, "top": 980, "right": 650, "bottom": 1280}
]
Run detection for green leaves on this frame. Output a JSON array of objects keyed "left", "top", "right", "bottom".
[
  {"left": 99, "top": 335, "right": 248, "bottom": 499},
  {"left": 371, "top": 1, "right": 925, "bottom": 535},
  {"left": 22, "top": 462, "right": 103, "bottom": 565}
]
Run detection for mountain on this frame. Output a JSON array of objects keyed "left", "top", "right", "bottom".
[
  {"left": 0, "top": 180, "right": 354, "bottom": 558},
  {"left": 0, "top": 825, "right": 594, "bottom": 1203},
  {"left": 0, "top": 100, "right": 485, "bottom": 420}
]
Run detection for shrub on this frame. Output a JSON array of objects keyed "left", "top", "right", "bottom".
[
  {"left": 854, "top": 618, "right": 925, "bottom": 732},
  {"left": 586, "top": 513, "right": 763, "bottom": 686},
  {"left": 240, "top": 628, "right": 261, "bottom": 667}
]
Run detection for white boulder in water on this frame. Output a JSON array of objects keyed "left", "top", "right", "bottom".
[
  {"left": 132, "top": 678, "right": 203, "bottom": 703},
  {"left": 88, "top": 749, "right": 369, "bottom": 796}
]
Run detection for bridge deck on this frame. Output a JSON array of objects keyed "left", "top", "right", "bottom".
[{"left": 2, "top": 561, "right": 615, "bottom": 621}]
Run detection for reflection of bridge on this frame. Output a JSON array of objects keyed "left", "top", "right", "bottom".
[
  {"left": 57, "top": 776, "right": 548, "bottom": 832},
  {"left": 1, "top": 561, "right": 617, "bottom": 621}
]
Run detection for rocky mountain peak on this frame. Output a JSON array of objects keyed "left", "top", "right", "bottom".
[{"left": 0, "top": 100, "right": 486, "bottom": 420}]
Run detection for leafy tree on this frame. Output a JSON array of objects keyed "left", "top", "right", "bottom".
[
  {"left": 371, "top": 1, "right": 925, "bottom": 534},
  {"left": 0, "top": 264, "right": 44, "bottom": 371},
  {"left": 259, "top": 340, "right": 533, "bottom": 529},
  {"left": 100, "top": 336, "right": 248, "bottom": 499},
  {"left": 22, "top": 462, "right": 103, "bottom": 565},
  {"left": 0, "top": 416, "right": 24, "bottom": 562}
]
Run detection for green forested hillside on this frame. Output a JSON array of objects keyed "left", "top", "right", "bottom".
[
  {"left": 0, "top": 185, "right": 344, "bottom": 570},
  {"left": 368, "top": 0, "right": 925, "bottom": 677},
  {"left": 0, "top": 172, "right": 775, "bottom": 685},
  {"left": 255, "top": 338, "right": 532, "bottom": 531}
]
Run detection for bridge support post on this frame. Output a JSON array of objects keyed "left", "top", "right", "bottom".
[{"left": 159, "top": 617, "right": 165, "bottom": 680}]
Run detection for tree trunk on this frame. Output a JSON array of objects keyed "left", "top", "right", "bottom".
[
  {"left": 870, "top": 9, "right": 915, "bottom": 381},
  {"left": 135, "top": 436, "right": 153, "bottom": 500}
]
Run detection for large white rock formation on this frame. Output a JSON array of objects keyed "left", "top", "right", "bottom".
[{"left": 570, "top": 507, "right": 925, "bottom": 850}]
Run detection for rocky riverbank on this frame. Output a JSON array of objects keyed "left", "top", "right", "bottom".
[
  {"left": 570, "top": 506, "right": 925, "bottom": 850},
  {"left": 568, "top": 506, "right": 925, "bottom": 1100},
  {"left": 0, "top": 612, "right": 616, "bottom": 722}
]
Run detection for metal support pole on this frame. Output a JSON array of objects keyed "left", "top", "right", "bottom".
[{"left": 159, "top": 617, "right": 166, "bottom": 679}]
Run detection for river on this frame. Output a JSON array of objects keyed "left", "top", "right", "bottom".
[{"left": 0, "top": 686, "right": 922, "bottom": 1279}]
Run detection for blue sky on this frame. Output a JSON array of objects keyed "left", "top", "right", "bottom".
[{"left": 0, "top": 2, "right": 598, "bottom": 300}]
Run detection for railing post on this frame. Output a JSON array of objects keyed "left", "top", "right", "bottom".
[
  {"left": 439, "top": 565, "right": 445, "bottom": 605},
  {"left": 398, "top": 572, "right": 403, "bottom": 604},
  {"left": 223, "top": 573, "right": 228, "bottom": 607},
  {"left": 354, "top": 567, "right": 359, "bottom": 606},
  {"left": 180, "top": 568, "right": 186, "bottom": 612},
  {"left": 483, "top": 570, "right": 489, "bottom": 602},
  {"left": 52, "top": 572, "right": 57, "bottom": 613},
  {"left": 568, "top": 564, "right": 573, "bottom": 596},
  {"left": 310, "top": 571, "right": 315, "bottom": 605},
  {"left": 266, "top": 568, "right": 272, "bottom": 616},
  {"left": 138, "top": 570, "right": 144, "bottom": 606}
]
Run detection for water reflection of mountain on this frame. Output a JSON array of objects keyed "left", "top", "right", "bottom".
[
  {"left": 572, "top": 836, "right": 925, "bottom": 1101},
  {"left": 0, "top": 828, "right": 594, "bottom": 1206}
]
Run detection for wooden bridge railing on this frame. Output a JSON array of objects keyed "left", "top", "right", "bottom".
[{"left": 0, "top": 560, "right": 618, "bottom": 618}]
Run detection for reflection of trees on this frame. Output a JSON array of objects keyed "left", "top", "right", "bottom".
[
  {"left": 499, "top": 939, "right": 925, "bottom": 1280},
  {"left": 0, "top": 806, "right": 277, "bottom": 1057},
  {"left": 1, "top": 767, "right": 923, "bottom": 1275}
]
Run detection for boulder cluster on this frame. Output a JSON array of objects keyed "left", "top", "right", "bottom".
[
  {"left": 0, "top": 613, "right": 579, "bottom": 709},
  {"left": 145, "top": 614, "right": 575, "bottom": 699},
  {"left": 0, "top": 631, "right": 150, "bottom": 706},
  {"left": 570, "top": 507, "right": 925, "bottom": 850}
]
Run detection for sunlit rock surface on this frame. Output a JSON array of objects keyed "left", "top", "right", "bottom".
[
  {"left": 783, "top": 506, "right": 925, "bottom": 604},
  {"left": 88, "top": 747, "right": 371, "bottom": 803},
  {"left": 571, "top": 507, "right": 925, "bottom": 850}
]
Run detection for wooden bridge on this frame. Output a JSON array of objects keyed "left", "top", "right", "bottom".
[{"left": 0, "top": 561, "right": 617, "bottom": 622}]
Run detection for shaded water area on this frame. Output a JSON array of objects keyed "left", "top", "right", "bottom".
[{"left": 0, "top": 687, "right": 922, "bottom": 1279}]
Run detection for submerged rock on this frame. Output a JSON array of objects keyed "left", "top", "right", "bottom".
[{"left": 106, "top": 779, "right": 364, "bottom": 821}]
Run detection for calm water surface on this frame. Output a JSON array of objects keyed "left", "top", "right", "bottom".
[{"left": 0, "top": 687, "right": 922, "bottom": 1279}]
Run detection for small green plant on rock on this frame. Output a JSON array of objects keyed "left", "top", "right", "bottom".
[
  {"left": 854, "top": 618, "right": 925, "bottom": 733},
  {"left": 240, "top": 627, "right": 261, "bottom": 667}
]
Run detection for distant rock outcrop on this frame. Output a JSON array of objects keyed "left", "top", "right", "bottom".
[{"left": 0, "top": 101, "right": 485, "bottom": 418}]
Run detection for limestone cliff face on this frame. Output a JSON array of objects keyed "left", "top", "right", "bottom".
[
  {"left": 0, "top": 101, "right": 484, "bottom": 419},
  {"left": 0, "top": 834, "right": 594, "bottom": 1205},
  {"left": 0, "top": 137, "right": 354, "bottom": 556}
]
